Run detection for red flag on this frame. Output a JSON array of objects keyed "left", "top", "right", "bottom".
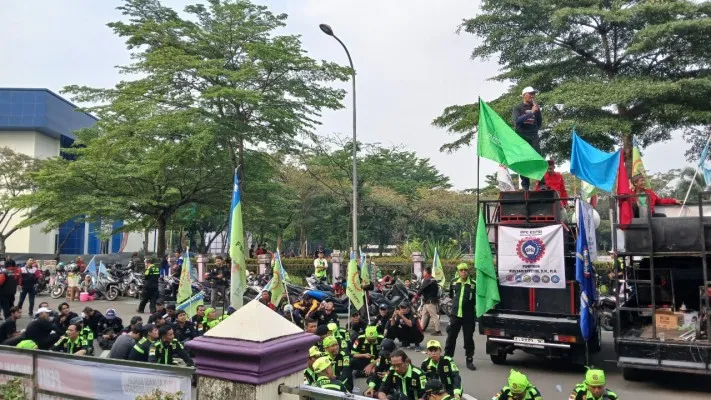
[
  {"left": 590, "top": 194, "right": 598, "bottom": 208},
  {"left": 617, "top": 151, "right": 633, "bottom": 228}
]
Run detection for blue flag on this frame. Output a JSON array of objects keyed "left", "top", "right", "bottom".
[
  {"left": 699, "top": 139, "right": 711, "bottom": 187},
  {"left": 575, "top": 199, "right": 596, "bottom": 341},
  {"left": 570, "top": 132, "right": 621, "bottom": 192},
  {"left": 84, "top": 255, "right": 97, "bottom": 277}
]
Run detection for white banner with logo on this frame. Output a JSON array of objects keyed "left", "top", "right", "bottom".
[{"left": 497, "top": 225, "right": 566, "bottom": 289}]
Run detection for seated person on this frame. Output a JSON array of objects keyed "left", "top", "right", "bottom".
[
  {"left": 631, "top": 174, "right": 679, "bottom": 217},
  {"left": 386, "top": 302, "right": 424, "bottom": 351}
]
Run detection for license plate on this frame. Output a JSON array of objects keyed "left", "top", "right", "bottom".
[{"left": 514, "top": 337, "right": 544, "bottom": 344}]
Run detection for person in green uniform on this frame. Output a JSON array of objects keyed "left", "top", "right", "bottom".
[
  {"left": 148, "top": 325, "right": 194, "bottom": 366},
  {"left": 444, "top": 263, "right": 477, "bottom": 370},
  {"left": 569, "top": 369, "right": 618, "bottom": 400},
  {"left": 364, "top": 338, "right": 395, "bottom": 397},
  {"left": 377, "top": 349, "right": 427, "bottom": 400},
  {"left": 420, "top": 340, "right": 463, "bottom": 398},
  {"left": 323, "top": 335, "right": 353, "bottom": 392},
  {"left": 313, "top": 252, "right": 328, "bottom": 281},
  {"left": 128, "top": 323, "right": 159, "bottom": 362},
  {"left": 424, "top": 379, "right": 456, "bottom": 400},
  {"left": 137, "top": 257, "right": 160, "bottom": 313},
  {"left": 304, "top": 346, "right": 324, "bottom": 385},
  {"left": 203, "top": 308, "right": 222, "bottom": 331},
  {"left": 491, "top": 370, "right": 542, "bottom": 400},
  {"left": 327, "top": 322, "right": 350, "bottom": 352},
  {"left": 352, "top": 325, "right": 385, "bottom": 376},
  {"left": 311, "top": 356, "right": 348, "bottom": 393},
  {"left": 16, "top": 339, "right": 38, "bottom": 349},
  {"left": 51, "top": 323, "right": 93, "bottom": 356}
]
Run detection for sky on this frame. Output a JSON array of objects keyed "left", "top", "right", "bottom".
[{"left": 0, "top": 0, "right": 692, "bottom": 189}]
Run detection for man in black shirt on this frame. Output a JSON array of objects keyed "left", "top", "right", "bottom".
[
  {"left": 172, "top": 310, "right": 197, "bottom": 343},
  {"left": 417, "top": 266, "right": 442, "bottom": 335},
  {"left": 192, "top": 305, "right": 206, "bottom": 333},
  {"left": 207, "top": 256, "right": 230, "bottom": 308},
  {"left": 512, "top": 86, "right": 543, "bottom": 190},
  {"left": 349, "top": 311, "right": 367, "bottom": 337},
  {"left": 386, "top": 302, "right": 424, "bottom": 351},
  {"left": 82, "top": 307, "right": 106, "bottom": 338},
  {"left": 312, "top": 301, "right": 339, "bottom": 327},
  {"left": 373, "top": 304, "right": 390, "bottom": 335},
  {"left": 0, "top": 306, "right": 21, "bottom": 343}
]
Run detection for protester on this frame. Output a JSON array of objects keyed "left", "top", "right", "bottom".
[
  {"left": 82, "top": 307, "right": 106, "bottom": 338},
  {"left": 258, "top": 290, "right": 276, "bottom": 310},
  {"left": 327, "top": 322, "right": 350, "bottom": 352},
  {"left": 207, "top": 256, "right": 230, "bottom": 308},
  {"left": 293, "top": 293, "right": 318, "bottom": 326},
  {"left": 418, "top": 266, "right": 442, "bottom": 335},
  {"left": 363, "top": 338, "right": 395, "bottom": 397},
  {"left": 0, "top": 306, "right": 21, "bottom": 343},
  {"left": 313, "top": 252, "right": 328, "bottom": 281},
  {"left": 164, "top": 304, "right": 177, "bottom": 324},
  {"left": 55, "top": 302, "right": 78, "bottom": 333},
  {"left": 18, "top": 260, "right": 41, "bottom": 314},
  {"left": 311, "top": 356, "right": 348, "bottom": 393},
  {"left": 172, "top": 310, "right": 197, "bottom": 343},
  {"left": 148, "top": 325, "right": 194, "bottom": 366},
  {"left": 98, "top": 328, "right": 118, "bottom": 351},
  {"left": 128, "top": 323, "right": 159, "bottom": 362},
  {"left": 423, "top": 380, "right": 453, "bottom": 400},
  {"left": 110, "top": 324, "right": 143, "bottom": 360},
  {"left": 304, "top": 317, "right": 318, "bottom": 335},
  {"left": 377, "top": 349, "right": 427, "bottom": 400},
  {"left": 349, "top": 311, "right": 367, "bottom": 337},
  {"left": 512, "top": 86, "right": 543, "bottom": 190},
  {"left": 492, "top": 370, "right": 542, "bottom": 400},
  {"left": 52, "top": 323, "right": 93, "bottom": 356},
  {"left": 192, "top": 305, "right": 206, "bottom": 332},
  {"left": 0, "top": 261, "right": 21, "bottom": 318},
  {"left": 323, "top": 335, "right": 353, "bottom": 392},
  {"left": 137, "top": 257, "right": 160, "bottom": 314},
  {"left": 255, "top": 244, "right": 266, "bottom": 256},
  {"left": 66, "top": 264, "right": 81, "bottom": 302},
  {"left": 315, "top": 324, "right": 330, "bottom": 351},
  {"left": 80, "top": 275, "right": 99, "bottom": 299},
  {"left": 202, "top": 308, "right": 221, "bottom": 331},
  {"left": 148, "top": 301, "right": 166, "bottom": 323},
  {"left": 75, "top": 257, "right": 86, "bottom": 274},
  {"left": 101, "top": 308, "right": 124, "bottom": 333},
  {"left": 386, "top": 302, "right": 424, "bottom": 351},
  {"left": 372, "top": 304, "right": 391, "bottom": 335},
  {"left": 631, "top": 174, "right": 680, "bottom": 217},
  {"left": 305, "top": 346, "right": 324, "bottom": 385},
  {"left": 150, "top": 312, "right": 167, "bottom": 328},
  {"left": 445, "top": 263, "right": 477, "bottom": 370},
  {"left": 420, "top": 339, "right": 463, "bottom": 398},
  {"left": 536, "top": 160, "right": 569, "bottom": 206},
  {"left": 122, "top": 316, "right": 143, "bottom": 335},
  {"left": 351, "top": 326, "right": 385, "bottom": 378},
  {"left": 570, "top": 369, "right": 617, "bottom": 400},
  {"left": 312, "top": 301, "right": 338, "bottom": 327}
]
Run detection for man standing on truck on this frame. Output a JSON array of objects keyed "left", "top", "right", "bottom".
[
  {"left": 512, "top": 86, "right": 543, "bottom": 191},
  {"left": 444, "top": 263, "right": 477, "bottom": 370},
  {"left": 569, "top": 369, "right": 618, "bottom": 400},
  {"left": 631, "top": 174, "right": 680, "bottom": 217}
]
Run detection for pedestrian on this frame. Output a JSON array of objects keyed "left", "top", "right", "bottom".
[
  {"left": 418, "top": 266, "right": 442, "bottom": 335},
  {"left": 570, "top": 369, "right": 617, "bottom": 400},
  {"left": 512, "top": 87, "right": 543, "bottom": 191},
  {"left": 128, "top": 323, "right": 159, "bottom": 362},
  {"left": 148, "top": 325, "right": 194, "bottom": 366},
  {"left": 110, "top": 323, "right": 142, "bottom": 359},
  {"left": 207, "top": 256, "right": 230, "bottom": 309},
  {"left": 137, "top": 257, "right": 160, "bottom": 314},
  {"left": 386, "top": 302, "right": 424, "bottom": 351},
  {"left": 0, "top": 306, "right": 22, "bottom": 343},
  {"left": 376, "top": 349, "right": 427, "bottom": 400},
  {"left": 444, "top": 263, "right": 477, "bottom": 370},
  {"left": 18, "top": 260, "right": 41, "bottom": 315},
  {"left": 0, "top": 261, "right": 21, "bottom": 318},
  {"left": 313, "top": 252, "right": 328, "bottom": 282},
  {"left": 492, "top": 369, "right": 542, "bottom": 400},
  {"left": 420, "top": 339, "right": 463, "bottom": 398}
]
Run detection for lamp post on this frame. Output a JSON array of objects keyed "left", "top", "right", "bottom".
[{"left": 320, "top": 23, "right": 358, "bottom": 256}]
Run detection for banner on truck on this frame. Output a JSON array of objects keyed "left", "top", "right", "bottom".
[{"left": 497, "top": 225, "right": 566, "bottom": 289}]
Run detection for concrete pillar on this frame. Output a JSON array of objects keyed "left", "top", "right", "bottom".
[
  {"left": 186, "top": 301, "right": 317, "bottom": 400},
  {"left": 330, "top": 251, "right": 341, "bottom": 282},
  {"left": 412, "top": 252, "right": 424, "bottom": 279},
  {"left": 197, "top": 254, "right": 207, "bottom": 282},
  {"left": 258, "top": 254, "right": 271, "bottom": 275}
]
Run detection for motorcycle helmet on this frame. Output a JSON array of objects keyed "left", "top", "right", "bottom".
[{"left": 56, "top": 262, "right": 66, "bottom": 272}]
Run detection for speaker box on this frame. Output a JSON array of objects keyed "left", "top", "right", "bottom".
[
  {"left": 624, "top": 217, "right": 711, "bottom": 253},
  {"left": 499, "top": 191, "right": 527, "bottom": 220},
  {"left": 498, "top": 285, "right": 530, "bottom": 310},
  {"left": 527, "top": 190, "right": 560, "bottom": 220},
  {"left": 499, "top": 190, "right": 561, "bottom": 222}
]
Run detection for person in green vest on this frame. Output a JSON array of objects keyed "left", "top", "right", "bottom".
[
  {"left": 424, "top": 379, "right": 456, "bottom": 400},
  {"left": 569, "top": 369, "right": 618, "bottom": 400},
  {"left": 16, "top": 339, "right": 38, "bottom": 350},
  {"left": 203, "top": 308, "right": 221, "bottom": 331},
  {"left": 304, "top": 346, "right": 324, "bottom": 385},
  {"left": 313, "top": 252, "right": 328, "bottom": 281},
  {"left": 444, "top": 263, "right": 477, "bottom": 370},
  {"left": 311, "top": 356, "right": 348, "bottom": 393},
  {"left": 492, "top": 370, "right": 542, "bottom": 400}
]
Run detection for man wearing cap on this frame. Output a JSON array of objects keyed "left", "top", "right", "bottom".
[
  {"left": 387, "top": 302, "right": 424, "bottom": 351},
  {"left": 305, "top": 346, "right": 324, "bottom": 385},
  {"left": 311, "top": 356, "right": 349, "bottom": 393},
  {"left": 424, "top": 379, "right": 456, "bottom": 400},
  {"left": 445, "top": 263, "right": 477, "bottom": 370},
  {"left": 352, "top": 325, "right": 385, "bottom": 378},
  {"left": 364, "top": 338, "right": 395, "bottom": 397},
  {"left": 373, "top": 304, "right": 391, "bottom": 335},
  {"left": 323, "top": 335, "right": 353, "bottom": 391},
  {"left": 421, "top": 340, "right": 463, "bottom": 398},
  {"left": 536, "top": 160, "right": 570, "bottom": 207},
  {"left": 512, "top": 87, "right": 543, "bottom": 191},
  {"left": 101, "top": 308, "right": 124, "bottom": 333},
  {"left": 492, "top": 369, "right": 542, "bottom": 400},
  {"left": 327, "top": 322, "right": 351, "bottom": 352},
  {"left": 137, "top": 257, "right": 160, "bottom": 314},
  {"left": 569, "top": 369, "right": 618, "bottom": 400},
  {"left": 377, "top": 349, "right": 427, "bottom": 400}
]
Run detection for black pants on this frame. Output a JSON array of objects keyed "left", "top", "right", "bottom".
[
  {"left": 18, "top": 287, "right": 36, "bottom": 314},
  {"left": 386, "top": 325, "right": 424, "bottom": 347},
  {"left": 444, "top": 315, "right": 475, "bottom": 359},
  {"left": 138, "top": 286, "right": 159, "bottom": 313},
  {"left": 518, "top": 134, "right": 542, "bottom": 190},
  {"left": 350, "top": 358, "right": 371, "bottom": 373},
  {"left": 0, "top": 294, "right": 14, "bottom": 319}
]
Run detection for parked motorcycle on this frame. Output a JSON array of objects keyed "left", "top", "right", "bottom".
[
  {"left": 50, "top": 270, "right": 68, "bottom": 299},
  {"left": 599, "top": 279, "right": 631, "bottom": 331},
  {"left": 35, "top": 269, "right": 51, "bottom": 295},
  {"left": 95, "top": 273, "right": 121, "bottom": 301}
]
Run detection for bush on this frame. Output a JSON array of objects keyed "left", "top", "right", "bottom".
[
  {"left": 134, "top": 389, "right": 184, "bottom": 400},
  {"left": 0, "top": 378, "right": 28, "bottom": 400}
]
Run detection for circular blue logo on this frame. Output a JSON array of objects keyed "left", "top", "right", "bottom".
[
  {"left": 515, "top": 275, "right": 523, "bottom": 283},
  {"left": 551, "top": 275, "right": 560, "bottom": 284},
  {"left": 516, "top": 237, "right": 546, "bottom": 263},
  {"left": 532, "top": 275, "right": 541, "bottom": 283}
]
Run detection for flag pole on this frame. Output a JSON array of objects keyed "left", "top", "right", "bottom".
[
  {"left": 364, "top": 255, "right": 371, "bottom": 323},
  {"left": 679, "top": 132, "right": 711, "bottom": 216}
]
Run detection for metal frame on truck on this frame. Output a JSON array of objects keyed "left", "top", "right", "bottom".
[{"left": 611, "top": 191, "right": 711, "bottom": 379}]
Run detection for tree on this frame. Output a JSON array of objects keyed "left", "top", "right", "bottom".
[
  {"left": 0, "top": 147, "right": 39, "bottom": 253},
  {"left": 434, "top": 0, "right": 711, "bottom": 170},
  {"left": 66, "top": 0, "right": 350, "bottom": 188}
]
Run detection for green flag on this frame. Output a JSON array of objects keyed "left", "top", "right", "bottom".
[
  {"left": 477, "top": 98, "right": 547, "bottom": 180},
  {"left": 475, "top": 209, "right": 500, "bottom": 317},
  {"left": 268, "top": 250, "right": 287, "bottom": 306},
  {"left": 432, "top": 247, "right": 445, "bottom": 287},
  {"left": 177, "top": 248, "right": 193, "bottom": 305},
  {"left": 229, "top": 170, "right": 248, "bottom": 310},
  {"left": 346, "top": 258, "right": 365, "bottom": 310},
  {"left": 632, "top": 137, "right": 651, "bottom": 188},
  {"left": 360, "top": 254, "right": 371, "bottom": 286}
]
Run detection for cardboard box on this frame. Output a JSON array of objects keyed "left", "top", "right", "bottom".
[{"left": 655, "top": 311, "right": 683, "bottom": 329}]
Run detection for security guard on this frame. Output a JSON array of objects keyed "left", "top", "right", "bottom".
[
  {"left": 444, "top": 262, "right": 477, "bottom": 370},
  {"left": 327, "top": 322, "right": 350, "bottom": 352},
  {"left": 492, "top": 370, "right": 542, "bottom": 400},
  {"left": 148, "top": 325, "right": 195, "bottom": 366},
  {"left": 311, "top": 356, "right": 348, "bottom": 393},
  {"left": 128, "top": 324, "right": 159, "bottom": 362},
  {"left": 70, "top": 316, "right": 95, "bottom": 343},
  {"left": 352, "top": 325, "right": 384, "bottom": 374},
  {"left": 377, "top": 349, "right": 427, "bottom": 400},
  {"left": 138, "top": 257, "right": 160, "bottom": 314},
  {"left": 323, "top": 335, "right": 353, "bottom": 392},
  {"left": 570, "top": 369, "right": 618, "bottom": 400},
  {"left": 420, "top": 340, "right": 463, "bottom": 398},
  {"left": 425, "top": 379, "right": 456, "bottom": 400},
  {"left": 52, "top": 323, "right": 93, "bottom": 356},
  {"left": 364, "top": 338, "right": 395, "bottom": 397},
  {"left": 305, "top": 346, "right": 324, "bottom": 385}
]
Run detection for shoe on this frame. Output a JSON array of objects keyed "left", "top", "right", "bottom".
[
  {"left": 432, "top": 331, "right": 442, "bottom": 336},
  {"left": 466, "top": 358, "right": 476, "bottom": 370},
  {"left": 414, "top": 344, "right": 424, "bottom": 352}
]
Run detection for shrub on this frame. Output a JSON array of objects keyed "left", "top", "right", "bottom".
[
  {"left": 134, "top": 389, "right": 184, "bottom": 400},
  {"left": 0, "top": 378, "right": 28, "bottom": 400}
]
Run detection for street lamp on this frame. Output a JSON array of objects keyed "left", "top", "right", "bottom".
[{"left": 320, "top": 23, "right": 358, "bottom": 257}]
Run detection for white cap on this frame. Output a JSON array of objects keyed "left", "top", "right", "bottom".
[
  {"left": 522, "top": 86, "right": 537, "bottom": 95},
  {"left": 35, "top": 307, "right": 52, "bottom": 315}
]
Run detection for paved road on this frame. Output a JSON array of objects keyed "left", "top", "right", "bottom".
[{"left": 12, "top": 296, "right": 711, "bottom": 399}]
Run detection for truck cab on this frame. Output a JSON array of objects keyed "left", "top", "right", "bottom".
[{"left": 479, "top": 191, "right": 601, "bottom": 365}]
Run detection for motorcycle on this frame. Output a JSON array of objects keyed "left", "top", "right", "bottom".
[
  {"left": 95, "top": 273, "right": 121, "bottom": 301},
  {"left": 50, "top": 271, "right": 67, "bottom": 299},
  {"left": 599, "top": 279, "right": 631, "bottom": 331},
  {"left": 35, "top": 270, "right": 51, "bottom": 295}
]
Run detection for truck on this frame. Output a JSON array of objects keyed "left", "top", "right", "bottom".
[
  {"left": 611, "top": 193, "right": 711, "bottom": 379},
  {"left": 478, "top": 191, "right": 601, "bottom": 366}
]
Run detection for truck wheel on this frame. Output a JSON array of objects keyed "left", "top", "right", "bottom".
[
  {"left": 490, "top": 352, "right": 507, "bottom": 365},
  {"left": 622, "top": 367, "right": 643, "bottom": 381}
]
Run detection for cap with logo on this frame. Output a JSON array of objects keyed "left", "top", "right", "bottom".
[
  {"left": 426, "top": 339, "right": 442, "bottom": 350},
  {"left": 365, "top": 326, "right": 378, "bottom": 339},
  {"left": 34, "top": 307, "right": 52, "bottom": 315},
  {"left": 379, "top": 304, "right": 388, "bottom": 310},
  {"left": 105, "top": 309, "right": 116, "bottom": 319},
  {"left": 456, "top": 263, "right": 469, "bottom": 271},
  {"left": 308, "top": 346, "right": 323, "bottom": 358},
  {"left": 322, "top": 336, "right": 338, "bottom": 349},
  {"left": 508, "top": 369, "right": 530, "bottom": 394},
  {"left": 585, "top": 369, "right": 606, "bottom": 386},
  {"left": 312, "top": 356, "right": 332, "bottom": 374},
  {"left": 327, "top": 322, "right": 338, "bottom": 333}
]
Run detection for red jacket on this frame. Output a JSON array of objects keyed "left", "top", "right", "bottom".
[
  {"left": 635, "top": 189, "right": 678, "bottom": 214},
  {"left": 536, "top": 171, "right": 569, "bottom": 201},
  {"left": 0, "top": 266, "right": 22, "bottom": 288}
]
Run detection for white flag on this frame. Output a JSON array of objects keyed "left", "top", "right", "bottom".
[{"left": 497, "top": 164, "right": 515, "bottom": 192}]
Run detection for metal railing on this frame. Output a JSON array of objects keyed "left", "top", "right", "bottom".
[{"left": 278, "top": 384, "right": 479, "bottom": 400}]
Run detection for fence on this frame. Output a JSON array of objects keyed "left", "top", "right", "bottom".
[{"left": 0, "top": 346, "right": 194, "bottom": 400}]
